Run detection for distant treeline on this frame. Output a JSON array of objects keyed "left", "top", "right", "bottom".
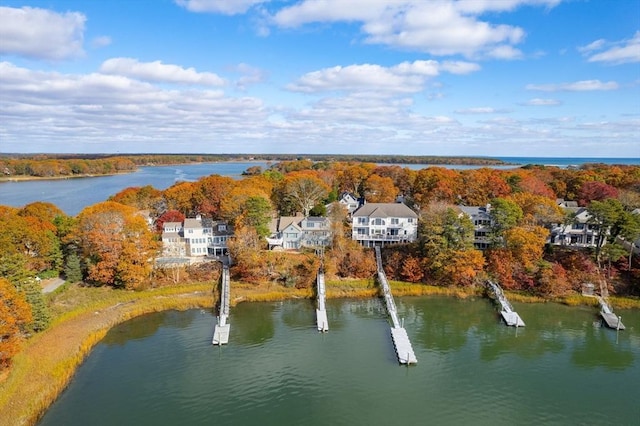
[{"left": 0, "top": 153, "right": 509, "bottom": 178}]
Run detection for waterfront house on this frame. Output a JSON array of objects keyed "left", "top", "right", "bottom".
[
  {"left": 267, "top": 215, "right": 332, "bottom": 250},
  {"left": 458, "top": 204, "right": 493, "bottom": 250},
  {"left": 161, "top": 216, "right": 233, "bottom": 259},
  {"left": 550, "top": 207, "right": 602, "bottom": 248},
  {"left": 351, "top": 202, "right": 418, "bottom": 247}
]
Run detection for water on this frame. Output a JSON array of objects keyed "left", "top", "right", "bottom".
[
  {"left": 0, "top": 162, "right": 268, "bottom": 216},
  {"left": 38, "top": 297, "right": 640, "bottom": 426},
  {"left": 1, "top": 158, "right": 638, "bottom": 215}
]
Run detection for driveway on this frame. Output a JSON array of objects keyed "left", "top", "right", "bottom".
[{"left": 41, "top": 278, "right": 66, "bottom": 293}]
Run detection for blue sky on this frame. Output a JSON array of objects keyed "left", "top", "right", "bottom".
[{"left": 0, "top": 0, "right": 638, "bottom": 157}]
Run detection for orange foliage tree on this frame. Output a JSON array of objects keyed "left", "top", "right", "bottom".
[
  {"left": 364, "top": 174, "right": 398, "bottom": 203},
  {"left": 0, "top": 277, "right": 33, "bottom": 369},
  {"left": 76, "top": 202, "right": 159, "bottom": 289}
]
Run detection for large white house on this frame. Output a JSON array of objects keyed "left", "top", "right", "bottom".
[
  {"left": 161, "top": 216, "right": 233, "bottom": 259},
  {"left": 550, "top": 206, "right": 602, "bottom": 247},
  {"left": 351, "top": 202, "right": 418, "bottom": 247}
]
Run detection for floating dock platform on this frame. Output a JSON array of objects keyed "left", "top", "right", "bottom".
[
  {"left": 598, "top": 296, "right": 625, "bottom": 330},
  {"left": 486, "top": 280, "right": 525, "bottom": 327}
]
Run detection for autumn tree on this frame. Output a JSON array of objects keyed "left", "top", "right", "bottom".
[
  {"left": 578, "top": 181, "right": 619, "bottom": 206},
  {"left": 193, "top": 175, "right": 235, "bottom": 218},
  {"left": 109, "top": 185, "right": 162, "bottom": 210},
  {"left": 363, "top": 174, "right": 398, "bottom": 203},
  {"left": 488, "top": 198, "right": 523, "bottom": 247},
  {"left": 411, "top": 167, "right": 460, "bottom": 208},
  {"left": 0, "top": 277, "right": 33, "bottom": 370},
  {"left": 155, "top": 210, "right": 186, "bottom": 233},
  {"left": 508, "top": 193, "right": 563, "bottom": 228},
  {"left": 281, "top": 171, "right": 330, "bottom": 216},
  {"left": 76, "top": 202, "right": 159, "bottom": 289},
  {"left": 503, "top": 226, "right": 549, "bottom": 271},
  {"left": 586, "top": 199, "right": 625, "bottom": 267}
]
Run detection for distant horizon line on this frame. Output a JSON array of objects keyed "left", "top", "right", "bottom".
[{"left": 1, "top": 153, "right": 638, "bottom": 160}]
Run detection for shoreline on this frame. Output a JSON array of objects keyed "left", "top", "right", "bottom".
[{"left": 0, "top": 281, "right": 637, "bottom": 426}]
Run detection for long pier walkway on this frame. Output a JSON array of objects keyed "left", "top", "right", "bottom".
[
  {"left": 212, "top": 265, "right": 231, "bottom": 345},
  {"left": 486, "top": 280, "right": 525, "bottom": 327},
  {"left": 596, "top": 281, "right": 625, "bottom": 330},
  {"left": 375, "top": 247, "right": 417, "bottom": 365},
  {"left": 316, "top": 268, "right": 329, "bottom": 332}
]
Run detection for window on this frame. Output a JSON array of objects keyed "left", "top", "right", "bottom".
[
  {"left": 408, "top": 218, "right": 414, "bottom": 223},
  {"left": 391, "top": 218, "right": 399, "bottom": 225},
  {"left": 357, "top": 217, "right": 367, "bottom": 224},
  {"left": 372, "top": 218, "right": 385, "bottom": 226},
  {"left": 218, "top": 224, "right": 226, "bottom": 231}
]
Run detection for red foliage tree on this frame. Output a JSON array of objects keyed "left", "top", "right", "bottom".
[{"left": 577, "top": 181, "right": 619, "bottom": 206}]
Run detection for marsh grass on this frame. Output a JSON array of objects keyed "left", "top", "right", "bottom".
[{"left": 0, "top": 283, "right": 214, "bottom": 426}]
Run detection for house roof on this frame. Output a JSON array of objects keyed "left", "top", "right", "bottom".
[
  {"left": 352, "top": 203, "right": 417, "bottom": 218},
  {"left": 164, "top": 221, "right": 182, "bottom": 228},
  {"left": 183, "top": 218, "right": 202, "bottom": 229},
  {"left": 458, "top": 206, "right": 490, "bottom": 217},
  {"left": 269, "top": 215, "right": 305, "bottom": 233}
]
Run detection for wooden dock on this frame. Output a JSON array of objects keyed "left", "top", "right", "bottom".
[
  {"left": 316, "top": 269, "right": 329, "bottom": 332},
  {"left": 597, "top": 296, "right": 625, "bottom": 330},
  {"left": 375, "top": 247, "right": 417, "bottom": 365},
  {"left": 212, "top": 265, "right": 231, "bottom": 345},
  {"left": 486, "top": 280, "right": 525, "bottom": 327}
]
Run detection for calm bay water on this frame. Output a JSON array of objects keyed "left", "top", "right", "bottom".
[
  {"left": 0, "top": 162, "right": 268, "bottom": 216},
  {"left": 1, "top": 157, "right": 638, "bottom": 216},
  {"left": 38, "top": 297, "right": 639, "bottom": 426}
]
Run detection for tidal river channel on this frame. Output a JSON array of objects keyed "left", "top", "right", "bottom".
[{"left": 38, "top": 297, "right": 639, "bottom": 426}]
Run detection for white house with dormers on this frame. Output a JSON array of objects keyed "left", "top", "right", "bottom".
[
  {"left": 161, "top": 215, "right": 233, "bottom": 259},
  {"left": 550, "top": 206, "right": 602, "bottom": 247},
  {"left": 351, "top": 202, "right": 418, "bottom": 247},
  {"left": 267, "top": 215, "right": 332, "bottom": 250}
]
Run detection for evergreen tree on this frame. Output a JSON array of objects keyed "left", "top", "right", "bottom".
[{"left": 64, "top": 253, "right": 83, "bottom": 283}]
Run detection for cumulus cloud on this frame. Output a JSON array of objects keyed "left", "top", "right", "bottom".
[
  {"left": 0, "top": 6, "right": 85, "bottom": 60},
  {"left": 287, "top": 60, "right": 479, "bottom": 94},
  {"left": 526, "top": 79, "right": 619, "bottom": 91},
  {"left": 272, "top": 0, "right": 558, "bottom": 58},
  {"left": 99, "top": 58, "right": 226, "bottom": 86},
  {"left": 175, "top": 0, "right": 269, "bottom": 14},
  {"left": 582, "top": 31, "right": 640, "bottom": 65}
]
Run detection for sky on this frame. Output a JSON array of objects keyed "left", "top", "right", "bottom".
[{"left": 0, "top": 0, "right": 639, "bottom": 158}]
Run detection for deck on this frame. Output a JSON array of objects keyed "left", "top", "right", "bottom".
[
  {"left": 375, "top": 247, "right": 417, "bottom": 365},
  {"left": 316, "top": 269, "right": 329, "bottom": 332},
  {"left": 486, "top": 280, "right": 525, "bottom": 327},
  {"left": 212, "top": 265, "right": 231, "bottom": 345},
  {"left": 597, "top": 296, "right": 625, "bottom": 330}
]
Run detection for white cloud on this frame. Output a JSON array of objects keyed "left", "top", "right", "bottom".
[
  {"left": 455, "top": 107, "right": 509, "bottom": 114},
  {"left": 272, "top": 0, "right": 558, "bottom": 58},
  {"left": 175, "top": 0, "right": 269, "bottom": 15},
  {"left": 521, "top": 98, "right": 561, "bottom": 106},
  {"left": 526, "top": 79, "right": 619, "bottom": 91},
  {"left": 0, "top": 6, "right": 85, "bottom": 60},
  {"left": 287, "top": 60, "right": 479, "bottom": 94},
  {"left": 99, "top": 58, "right": 226, "bottom": 86},
  {"left": 584, "top": 31, "right": 640, "bottom": 65}
]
